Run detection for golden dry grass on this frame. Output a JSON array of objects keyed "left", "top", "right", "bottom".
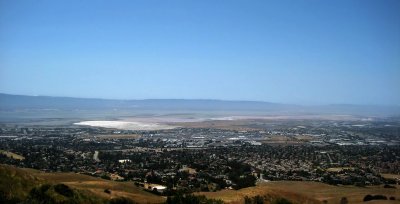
[
  {"left": 0, "top": 150, "right": 25, "bottom": 160},
  {"left": 63, "top": 180, "right": 165, "bottom": 203},
  {"left": 197, "top": 183, "right": 320, "bottom": 204},
  {"left": 33, "top": 172, "right": 165, "bottom": 203},
  {"left": 197, "top": 181, "right": 400, "bottom": 204},
  {"left": 382, "top": 174, "right": 400, "bottom": 180},
  {"left": 1, "top": 165, "right": 164, "bottom": 204},
  {"left": 262, "top": 181, "right": 400, "bottom": 204}
]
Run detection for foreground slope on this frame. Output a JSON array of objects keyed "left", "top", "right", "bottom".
[
  {"left": 0, "top": 164, "right": 164, "bottom": 203},
  {"left": 1, "top": 164, "right": 399, "bottom": 203}
]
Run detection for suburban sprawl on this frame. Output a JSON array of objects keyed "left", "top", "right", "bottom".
[{"left": 1, "top": 117, "right": 399, "bottom": 198}]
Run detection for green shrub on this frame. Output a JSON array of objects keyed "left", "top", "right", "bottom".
[{"left": 54, "top": 184, "right": 74, "bottom": 197}]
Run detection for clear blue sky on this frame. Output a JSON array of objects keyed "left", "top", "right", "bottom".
[{"left": 0, "top": 0, "right": 399, "bottom": 105}]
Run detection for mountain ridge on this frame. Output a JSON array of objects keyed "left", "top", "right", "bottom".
[{"left": 0, "top": 93, "right": 399, "bottom": 117}]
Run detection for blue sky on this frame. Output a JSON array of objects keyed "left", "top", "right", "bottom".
[{"left": 0, "top": 0, "right": 399, "bottom": 105}]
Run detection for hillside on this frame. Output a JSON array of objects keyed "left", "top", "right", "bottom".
[
  {"left": 197, "top": 181, "right": 400, "bottom": 204},
  {"left": 1, "top": 164, "right": 399, "bottom": 204},
  {"left": 0, "top": 164, "right": 43, "bottom": 202},
  {"left": 0, "top": 164, "right": 164, "bottom": 204}
]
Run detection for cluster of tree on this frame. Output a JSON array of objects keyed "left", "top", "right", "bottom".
[
  {"left": 109, "top": 197, "right": 137, "bottom": 204},
  {"left": 165, "top": 193, "right": 223, "bottom": 204},
  {"left": 230, "top": 174, "right": 257, "bottom": 190},
  {"left": 199, "top": 173, "right": 227, "bottom": 190},
  {"left": 340, "top": 197, "right": 348, "bottom": 204},
  {"left": 363, "top": 194, "right": 396, "bottom": 202},
  {"left": 244, "top": 195, "right": 292, "bottom": 204},
  {"left": 226, "top": 161, "right": 256, "bottom": 189},
  {"left": 383, "top": 184, "right": 396, "bottom": 189},
  {"left": 145, "top": 171, "right": 163, "bottom": 184},
  {"left": 0, "top": 189, "right": 21, "bottom": 204}
]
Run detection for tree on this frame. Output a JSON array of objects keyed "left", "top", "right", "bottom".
[
  {"left": 253, "top": 195, "right": 264, "bottom": 204},
  {"left": 340, "top": 197, "right": 348, "bottom": 204},
  {"left": 164, "top": 193, "right": 223, "bottom": 204},
  {"left": 244, "top": 196, "right": 252, "bottom": 204},
  {"left": 109, "top": 197, "right": 136, "bottom": 204},
  {"left": 273, "top": 198, "right": 292, "bottom": 204},
  {"left": 363, "top": 195, "right": 373, "bottom": 202},
  {"left": 54, "top": 183, "right": 74, "bottom": 197},
  {"left": 363, "top": 194, "right": 388, "bottom": 201}
]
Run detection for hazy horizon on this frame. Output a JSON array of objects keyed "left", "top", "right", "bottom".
[
  {"left": 1, "top": 92, "right": 400, "bottom": 107},
  {"left": 1, "top": 0, "right": 399, "bottom": 105}
]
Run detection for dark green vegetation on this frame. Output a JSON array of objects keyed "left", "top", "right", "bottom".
[
  {"left": 109, "top": 197, "right": 137, "bottom": 204},
  {"left": 244, "top": 196, "right": 292, "bottom": 204},
  {"left": 166, "top": 193, "right": 223, "bottom": 204},
  {"left": 226, "top": 161, "right": 257, "bottom": 190},
  {"left": 362, "top": 194, "right": 392, "bottom": 201}
]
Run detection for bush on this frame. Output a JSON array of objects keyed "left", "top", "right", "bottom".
[
  {"left": 243, "top": 195, "right": 292, "bottom": 204},
  {"left": 244, "top": 196, "right": 252, "bottom": 204},
  {"left": 0, "top": 189, "right": 21, "bottom": 204},
  {"left": 231, "top": 175, "right": 257, "bottom": 190},
  {"left": 54, "top": 183, "right": 74, "bottom": 197},
  {"left": 27, "top": 184, "right": 55, "bottom": 203},
  {"left": 340, "top": 197, "right": 348, "bottom": 204},
  {"left": 273, "top": 198, "right": 292, "bottom": 204},
  {"left": 363, "top": 195, "right": 373, "bottom": 202},
  {"left": 109, "top": 197, "right": 136, "bottom": 204},
  {"left": 252, "top": 195, "right": 264, "bottom": 204},
  {"left": 363, "top": 194, "right": 387, "bottom": 201},
  {"left": 165, "top": 193, "right": 223, "bottom": 204},
  {"left": 383, "top": 184, "right": 396, "bottom": 189}
]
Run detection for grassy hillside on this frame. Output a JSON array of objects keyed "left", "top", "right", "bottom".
[
  {"left": 1, "top": 164, "right": 399, "bottom": 204},
  {"left": 263, "top": 181, "right": 400, "bottom": 204},
  {"left": 197, "top": 181, "right": 400, "bottom": 204},
  {"left": 0, "top": 164, "right": 43, "bottom": 202},
  {"left": 0, "top": 164, "right": 106, "bottom": 203},
  {"left": 196, "top": 184, "right": 320, "bottom": 204},
  {"left": 0, "top": 164, "right": 164, "bottom": 204}
]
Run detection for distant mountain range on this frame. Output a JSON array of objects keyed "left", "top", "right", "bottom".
[
  {"left": 0, "top": 93, "right": 288, "bottom": 111},
  {"left": 0, "top": 93, "right": 399, "bottom": 117}
]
